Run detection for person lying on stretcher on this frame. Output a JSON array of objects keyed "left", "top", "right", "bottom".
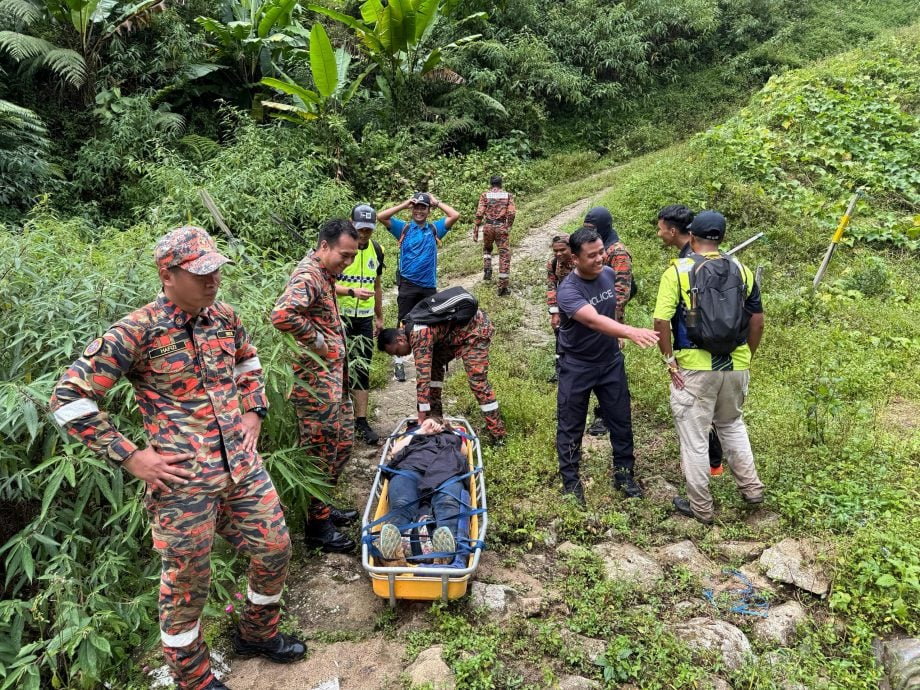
[{"left": 377, "top": 417, "right": 469, "bottom": 566}]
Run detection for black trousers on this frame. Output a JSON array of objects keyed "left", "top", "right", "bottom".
[
  {"left": 556, "top": 353, "right": 635, "bottom": 495},
  {"left": 342, "top": 315, "right": 374, "bottom": 390},
  {"left": 397, "top": 280, "right": 437, "bottom": 325}
]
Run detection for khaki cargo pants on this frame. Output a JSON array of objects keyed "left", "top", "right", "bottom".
[{"left": 670, "top": 369, "right": 765, "bottom": 521}]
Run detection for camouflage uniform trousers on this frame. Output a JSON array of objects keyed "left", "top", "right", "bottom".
[
  {"left": 429, "top": 339, "right": 506, "bottom": 439},
  {"left": 291, "top": 372, "right": 355, "bottom": 522},
  {"left": 148, "top": 462, "right": 291, "bottom": 690},
  {"left": 482, "top": 223, "right": 511, "bottom": 290}
]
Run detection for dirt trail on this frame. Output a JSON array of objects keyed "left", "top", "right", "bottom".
[{"left": 226, "top": 185, "right": 615, "bottom": 689}]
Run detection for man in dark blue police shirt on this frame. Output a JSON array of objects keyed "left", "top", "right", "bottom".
[{"left": 555, "top": 226, "right": 659, "bottom": 503}]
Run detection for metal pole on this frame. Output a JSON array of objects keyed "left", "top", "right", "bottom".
[
  {"left": 812, "top": 190, "right": 864, "bottom": 290},
  {"left": 726, "top": 232, "right": 765, "bottom": 256}
]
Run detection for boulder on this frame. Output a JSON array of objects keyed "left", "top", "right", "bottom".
[
  {"left": 560, "top": 629, "right": 606, "bottom": 664},
  {"left": 557, "top": 676, "right": 601, "bottom": 690},
  {"left": 874, "top": 637, "right": 920, "bottom": 690},
  {"left": 751, "top": 600, "right": 807, "bottom": 646},
  {"left": 640, "top": 476, "right": 679, "bottom": 504},
  {"left": 655, "top": 540, "right": 716, "bottom": 577},
  {"left": 591, "top": 542, "right": 663, "bottom": 592},
  {"left": 759, "top": 539, "right": 831, "bottom": 597},
  {"left": 557, "top": 541, "right": 591, "bottom": 558},
  {"left": 745, "top": 510, "right": 781, "bottom": 531},
  {"left": 406, "top": 646, "right": 456, "bottom": 690},
  {"left": 673, "top": 617, "right": 753, "bottom": 670},
  {"left": 714, "top": 541, "right": 766, "bottom": 561},
  {"left": 470, "top": 582, "right": 509, "bottom": 613}
]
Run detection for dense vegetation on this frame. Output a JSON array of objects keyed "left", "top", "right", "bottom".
[{"left": 1, "top": 0, "right": 918, "bottom": 686}]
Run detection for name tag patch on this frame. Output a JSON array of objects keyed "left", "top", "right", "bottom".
[
  {"left": 149, "top": 341, "right": 187, "bottom": 360},
  {"left": 217, "top": 329, "right": 235, "bottom": 340}
]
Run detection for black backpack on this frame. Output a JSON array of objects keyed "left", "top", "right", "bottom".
[
  {"left": 678, "top": 253, "right": 750, "bottom": 356},
  {"left": 407, "top": 287, "right": 479, "bottom": 327}
]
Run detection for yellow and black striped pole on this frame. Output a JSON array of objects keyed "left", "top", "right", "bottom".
[{"left": 812, "top": 189, "right": 864, "bottom": 291}]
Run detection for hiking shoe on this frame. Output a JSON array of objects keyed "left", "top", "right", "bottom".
[
  {"left": 483, "top": 268, "right": 493, "bottom": 281},
  {"left": 672, "top": 497, "right": 714, "bottom": 525},
  {"left": 203, "top": 678, "right": 230, "bottom": 690},
  {"left": 304, "top": 518, "right": 355, "bottom": 553},
  {"left": 710, "top": 464, "right": 724, "bottom": 477},
  {"left": 394, "top": 362, "right": 406, "bottom": 382},
  {"left": 431, "top": 526, "right": 456, "bottom": 556},
  {"left": 587, "top": 416, "right": 607, "bottom": 437},
  {"left": 379, "top": 523, "right": 402, "bottom": 560},
  {"left": 329, "top": 506, "right": 358, "bottom": 526},
  {"left": 613, "top": 472, "right": 643, "bottom": 499},
  {"left": 231, "top": 630, "right": 306, "bottom": 664},
  {"left": 743, "top": 493, "right": 764, "bottom": 505},
  {"left": 355, "top": 418, "right": 380, "bottom": 445},
  {"left": 498, "top": 286, "right": 510, "bottom": 297}
]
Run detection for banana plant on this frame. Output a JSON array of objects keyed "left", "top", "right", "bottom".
[
  {"left": 260, "top": 22, "right": 374, "bottom": 122},
  {"left": 308, "top": 0, "right": 486, "bottom": 120}
]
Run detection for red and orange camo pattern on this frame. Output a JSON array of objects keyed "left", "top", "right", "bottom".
[
  {"left": 271, "top": 253, "right": 354, "bottom": 521},
  {"left": 49, "top": 295, "right": 291, "bottom": 690},
  {"left": 409, "top": 310, "right": 505, "bottom": 438},
  {"left": 476, "top": 188, "right": 516, "bottom": 290},
  {"left": 604, "top": 241, "right": 634, "bottom": 322},
  {"left": 546, "top": 254, "right": 574, "bottom": 311}
]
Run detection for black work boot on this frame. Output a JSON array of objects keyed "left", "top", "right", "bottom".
[
  {"left": 587, "top": 416, "right": 607, "bottom": 436},
  {"left": 329, "top": 506, "right": 359, "bottom": 526},
  {"left": 613, "top": 470, "right": 644, "bottom": 499},
  {"left": 355, "top": 417, "right": 380, "bottom": 445},
  {"left": 304, "top": 518, "right": 355, "bottom": 553},
  {"left": 203, "top": 678, "right": 230, "bottom": 690},
  {"left": 231, "top": 629, "right": 307, "bottom": 663},
  {"left": 672, "top": 496, "right": 714, "bottom": 525},
  {"left": 483, "top": 267, "right": 493, "bottom": 281},
  {"left": 497, "top": 285, "right": 510, "bottom": 297}
]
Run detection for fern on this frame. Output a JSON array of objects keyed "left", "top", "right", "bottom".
[
  {"left": 0, "top": 31, "right": 87, "bottom": 87},
  {"left": 0, "top": 99, "right": 56, "bottom": 209},
  {"left": 0, "top": 0, "right": 40, "bottom": 24},
  {"left": 40, "top": 47, "right": 87, "bottom": 88}
]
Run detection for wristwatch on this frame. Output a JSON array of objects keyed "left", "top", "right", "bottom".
[
  {"left": 250, "top": 407, "right": 268, "bottom": 419},
  {"left": 347, "top": 288, "right": 356, "bottom": 298}
]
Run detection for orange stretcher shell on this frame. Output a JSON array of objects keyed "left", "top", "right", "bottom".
[{"left": 360, "top": 417, "right": 487, "bottom": 606}]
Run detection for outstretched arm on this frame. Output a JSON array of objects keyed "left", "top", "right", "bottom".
[{"left": 571, "top": 305, "right": 658, "bottom": 347}]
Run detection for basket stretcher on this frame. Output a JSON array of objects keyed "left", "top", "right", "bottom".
[{"left": 360, "top": 416, "right": 488, "bottom": 606}]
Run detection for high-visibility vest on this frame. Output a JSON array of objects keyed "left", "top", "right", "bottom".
[{"left": 336, "top": 241, "right": 383, "bottom": 318}]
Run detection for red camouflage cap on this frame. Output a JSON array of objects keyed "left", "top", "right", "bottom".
[{"left": 154, "top": 226, "right": 232, "bottom": 275}]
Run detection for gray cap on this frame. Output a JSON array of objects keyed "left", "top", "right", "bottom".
[{"left": 351, "top": 203, "right": 377, "bottom": 230}]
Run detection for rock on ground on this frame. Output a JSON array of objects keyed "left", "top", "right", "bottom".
[
  {"left": 655, "top": 540, "right": 716, "bottom": 577},
  {"left": 714, "top": 540, "right": 766, "bottom": 561},
  {"left": 591, "top": 542, "right": 663, "bottom": 592},
  {"left": 640, "top": 476, "right": 679, "bottom": 504},
  {"left": 673, "top": 617, "right": 753, "bottom": 671},
  {"left": 228, "top": 637, "right": 405, "bottom": 690},
  {"left": 556, "top": 675, "right": 601, "bottom": 690},
  {"left": 874, "top": 637, "right": 920, "bottom": 690},
  {"left": 405, "top": 645, "right": 456, "bottom": 690},
  {"left": 759, "top": 538, "right": 831, "bottom": 597},
  {"left": 752, "top": 600, "right": 807, "bottom": 646}
]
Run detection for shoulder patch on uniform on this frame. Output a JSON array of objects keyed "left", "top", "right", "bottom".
[
  {"left": 217, "top": 329, "right": 235, "bottom": 339},
  {"left": 84, "top": 337, "right": 103, "bottom": 358}
]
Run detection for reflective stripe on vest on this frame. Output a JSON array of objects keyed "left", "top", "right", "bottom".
[{"left": 337, "top": 246, "right": 380, "bottom": 318}]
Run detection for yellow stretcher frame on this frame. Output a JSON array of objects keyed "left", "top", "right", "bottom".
[{"left": 360, "top": 416, "right": 487, "bottom": 607}]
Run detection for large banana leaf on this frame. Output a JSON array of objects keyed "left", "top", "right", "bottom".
[
  {"left": 256, "top": 0, "right": 296, "bottom": 39},
  {"left": 413, "top": 0, "right": 437, "bottom": 42},
  {"left": 261, "top": 76, "right": 320, "bottom": 104},
  {"left": 309, "top": 22, "right": 337, "bottom": 98},
  {"left": 360, "top": 0, "right": 383, "bottom": 25}
]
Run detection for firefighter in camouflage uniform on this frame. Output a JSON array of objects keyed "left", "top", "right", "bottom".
[
  {"left": 49, "top": 226, "right": 305, "bottom": 690},
  {"left": 271, "top": 219, "right": 360, "bottom": 554},
  {"left": 377, "top": 304, "right": 507, "bottom": 443},
  {"left": 546, "top": 233, "right": 574, "bottom": 383},
  {"left": 474, "top": 175, "right": 516, "bottom": 296}
]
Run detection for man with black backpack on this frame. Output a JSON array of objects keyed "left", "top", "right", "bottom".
[
  {"left": 376, "top": 287, "right": 506, "bottom": 443},
  {"left": 652, "top": 210, "right": 766, "bottom": 524},
  {"left": 378, "top": 192, "right": 461, "bottom": 382}
]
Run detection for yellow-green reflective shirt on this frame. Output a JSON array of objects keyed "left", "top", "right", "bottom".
[
  {"left": 652, "top": 252, "right": 760, "bottom": 371},
  {"left": 336, "top": 242, "right": 384, "bottom": 318}
]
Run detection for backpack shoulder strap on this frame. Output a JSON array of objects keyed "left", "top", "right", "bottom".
[{"left": 372, "top": 239, "right": 384, "bottom": 265}]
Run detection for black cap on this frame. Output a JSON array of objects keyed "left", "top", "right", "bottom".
[
  {"left": 410, "top": 192, "right": 431, "bottom": 207},
  {"left": 688, "top": 210, "right": 726, "bottom": 241},
  {"left": 351, "top": 203, "right": 376, "bottom": 229}
]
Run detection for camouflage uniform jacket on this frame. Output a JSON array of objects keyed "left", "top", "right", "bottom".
[
  {"left": 408, "top": 310, "right": 493, "bottom": 411},
  {"left": 271, "top": 254, "right": 347, "bottom": 393},
  {"left": 546, "top": 255, "right": 574, "bottom": 314},
  {"left": 475, "top": 188, "right": 516, "bottom": 230},
  {"left": 604, "top": 241, "right": 633, "bottom": 322},
  {"left": 49, "top": 295, "right": 268, "bottom": 486}
]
